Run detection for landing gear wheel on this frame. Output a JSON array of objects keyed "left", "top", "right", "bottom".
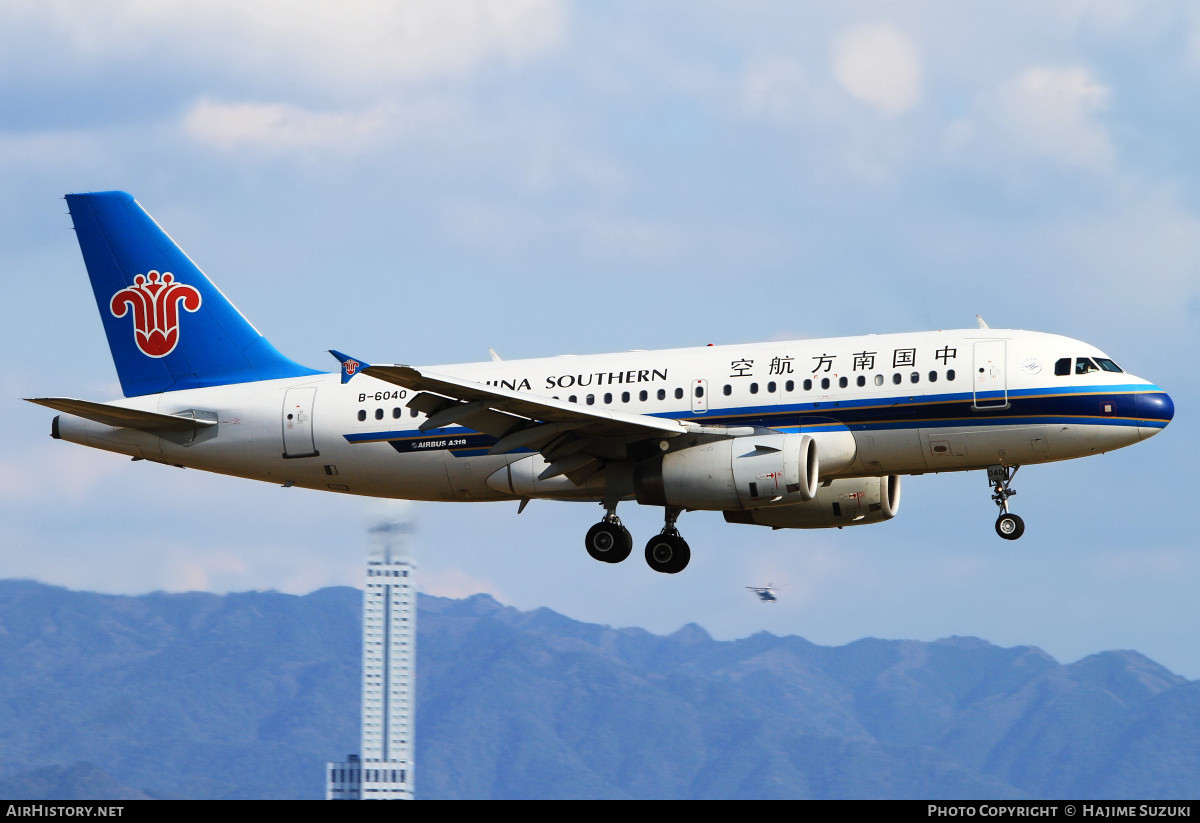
[
  {"left": 644, "top": 533, "right": 691, "bottom": 574},
  {"left": 987, "top": 465, "right": 1024, "bottom": 542},
  {"left": 995, "top": 513, "right": 1025, "bottom": 540},
  {"left": 585, "top": 522, "right": 632, "bottom": 563}
]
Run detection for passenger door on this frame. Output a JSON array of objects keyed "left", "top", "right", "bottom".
[{"left": 972, "top": 341, "right": 1008, "bottom": 410}]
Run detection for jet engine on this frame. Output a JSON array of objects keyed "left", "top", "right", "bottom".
[
  {"left": 634, "top": 433, "right": 818, "bottom": 511},
  {"left": 723, "top": 475, "right": 901, "bottom": 529}
]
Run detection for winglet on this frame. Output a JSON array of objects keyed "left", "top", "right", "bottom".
[{"left": 329, "top": 350, "right": 371, "bottom": 384}]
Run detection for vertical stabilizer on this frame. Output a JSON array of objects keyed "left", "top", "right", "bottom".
[{"left": 65, "top": 191, "right": 322, "bottom": 397}]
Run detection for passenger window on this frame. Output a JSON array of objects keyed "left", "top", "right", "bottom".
[
  {"left": 875, "top": 374, "right": 884, "bottom": 386},
  {"left": 856, "top": 375, "right": 866, "bottom": 387},
  {"left": 375, "top": 408, "right": 384, "bottom": 420},
  {"left": 586, "top": 394, "right": 595, "bottom": 405},
  {"left": 910, "top": 372, "right": 919, "bottom": 384},
  {"left": 569, "top": 395, "right": 577, "bottom": 403},
  {"left": 820, "top": 377, "right": 830, "bottom": 390},
  {"left": 621, "top": 391, "right": 630, "bottom": 403},
  {"left": 723, "top": 384, "right": 732, "bottom": 396},
  {"left": 750, "top": 383, "right": 759, "bottom": 394},
  {"left": 803, "top": 379, "right": 813, "bottom": 391},
  {"left": 604, "top": 392, "right": 612, "bottom": 404},
  {"left": 947, "top": 369, "right": 955, "bottom": 381},
  {"left": 785, "top": 380, "right": 794, "bottom": 392},
  {"left": 410, "top": 408, "right": 418, "bottom": 418},
  {"left": 639, "top": 390, "right": 648, "bottom": 401},
  {"left": 1054, "top": 358, "right": 1071, "bottom": 376},
  {"left": 1076, "top": 358, "right": 1100, "bottom": 375},
  {"left": 892, "top": 373, "right": 902, "bottom": 385},
  {"left": 357, "top": 410, "right": 366, "bottom": 422},
  {"left": 657, "top": 389, "right": 666, "bottom": 401},
  {"left": 695, "top": 386, "right": 704, "bottom": 398},
  {"left": 674, "top": 388, "right": 684, "bottom": 400},
  {"left": 838, "top": 376, "right": 848, "bottom": 389},
  {"left": 767, "top": 381, "right": 776, "bottom": 393},
  {"left": 392, "top": 407, "right": 402, "bottom": 419}
]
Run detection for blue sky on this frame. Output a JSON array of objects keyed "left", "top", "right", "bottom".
[{"left": 3, "top": 1, "right": 1199, "bottom": 675}]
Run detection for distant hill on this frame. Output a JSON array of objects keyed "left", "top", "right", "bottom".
[{"left": 0, "top": 579, "right": 1195, "bottom": 799}]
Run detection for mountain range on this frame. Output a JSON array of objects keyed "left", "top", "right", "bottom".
[{"left": 0, "top": 579, "right": 1194, "bottom": 799}]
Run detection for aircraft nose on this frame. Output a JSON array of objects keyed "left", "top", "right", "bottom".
[{"left": 1135, "top": 389, "right": 1174, "bottom": 440}]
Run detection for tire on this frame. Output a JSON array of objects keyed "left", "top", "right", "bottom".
[
  {"left": 586, "top": 522, "right": 628, "bottom": 563},
  {"left": 609, "top": 526, "right": 633, "bottom": 564},
  {"left": 995, "top": 513, "right": 1025, "bottom": 540},
  {"left": 644, "top": 534, "right": 691, "bottom": 574}
]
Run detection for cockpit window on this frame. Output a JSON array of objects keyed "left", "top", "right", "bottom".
[
  {"left": 1075, "top": 358, "right": 1100, "bottom": 375},
  {"left": 1055, "top": 358, "right": 1071, "bottom": 376},
  {"left": 1094, "top": 357, "right": 1123, "bottom": 373}
]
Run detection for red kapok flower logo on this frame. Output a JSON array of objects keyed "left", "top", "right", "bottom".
[{"left": 110, "top": 271, "right": 202, "bottom": 358}]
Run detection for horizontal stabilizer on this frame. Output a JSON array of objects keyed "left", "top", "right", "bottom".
[{"left": 25, "top": 397, "right": 217, "bottom": 433}]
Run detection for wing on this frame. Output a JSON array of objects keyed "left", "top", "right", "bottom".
[
  {"left": 362, "top": 364, "right": 691, "bottom": 484},
  {"left": 26, "top": 397, "right": 217, "bottom": 433}
]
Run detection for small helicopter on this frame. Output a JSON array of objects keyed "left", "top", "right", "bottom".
[{"left": 747, "top": 584, "right": 787, "bottom": 603}]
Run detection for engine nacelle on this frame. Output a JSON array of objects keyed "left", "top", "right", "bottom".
[
  {"left": 723, "top": 475, "right": 901, "bottom": 529},
  {"left": 634, "top": 433, "right": 818, "bottom": 511}
]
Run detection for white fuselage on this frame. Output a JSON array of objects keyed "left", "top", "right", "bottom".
[{"left": 54, "top": 328, "right": 1169, "bottom": 506}]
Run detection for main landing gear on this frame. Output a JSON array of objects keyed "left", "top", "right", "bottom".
[
  {"left": 584, "top": 507, "right": 633, "bottom": 564},
  {"left": 583, "top": 505, "right": 692, "bottom": 573},
  {"left": 644, "top": 507, "right": 691, "bottom": 575},
  {"left": 988, "top": 464, "right": 1025, "bottom": 540}
]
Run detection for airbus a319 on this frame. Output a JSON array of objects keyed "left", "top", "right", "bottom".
[{"left": 29, "top": 192, "right": 1175, "bottom": 574}]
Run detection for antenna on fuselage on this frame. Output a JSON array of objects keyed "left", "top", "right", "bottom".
[
  {"left": 976, "top": 315, "right": 990, "bottom": 329},
  {"left": 489, "top": 348, "right": 503, "bottom": 362}
]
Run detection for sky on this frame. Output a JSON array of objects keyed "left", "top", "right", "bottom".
[{"left": 3, "top": 1, "right": 1199, "bottom": 675}]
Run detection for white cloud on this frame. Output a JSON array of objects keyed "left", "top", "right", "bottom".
[
  {"left": 741, "top": 55, "right": 809, "bottom": 121},
  {"left": 992, "top": 67, "right": 1114, "bottom": 168},
  {"left": 832, "top": 25, "right": 922, "bottom": 116},
  {"left": 0, "top": 445, "right": 127, "bottom": 504},
  {"left": 947, "top": 66, "right": 1114, "bottom": 172},
  {"left": 183, "top": 100, "right": 389, "bottom": 153},
  {"left": 1029, "top": 186, "right": 1200, "bottom": 320},
  {"left": 419, "top": 566, "right": 509, "bottom": 601},
  {"left": 0, "top": 129, "right": 108, "bottom": 172},
  {"left": 440, "top": 201, "right": 685, "bottom": 264},
  {"left": 0, "top": 0, "right": 566, "bottom": 93}
]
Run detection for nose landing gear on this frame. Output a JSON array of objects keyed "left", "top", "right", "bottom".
[
  {"left": 988, "top": 464, "right": 1025, "bottom": 540},
  {"left": 645, "top": 506, "right": 691, "bottom": 574}
]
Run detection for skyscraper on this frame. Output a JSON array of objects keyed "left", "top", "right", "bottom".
[{"left": 327, "top": 521, "right": 416, "bottom": 800}]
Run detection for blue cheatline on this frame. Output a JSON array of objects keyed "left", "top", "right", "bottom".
[{"left": 66, "top": 191, "right": 323, "bottom": 397}]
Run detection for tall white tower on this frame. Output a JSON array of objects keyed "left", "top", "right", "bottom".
[{"left": 327, "top": 520, "right": 416, "bottom": 800}]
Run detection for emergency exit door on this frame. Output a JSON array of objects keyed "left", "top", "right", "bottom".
[{"left": 283, "top": 387, "right": 319, "bottom": 458}]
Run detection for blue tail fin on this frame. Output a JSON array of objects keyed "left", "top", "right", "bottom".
[{"left": 66, "top": 191, "right": 322, "bottom": 397}]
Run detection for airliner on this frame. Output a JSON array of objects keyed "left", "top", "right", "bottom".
[{"left": 29, "top": 192, "right": 1175, "bottom": 574}]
